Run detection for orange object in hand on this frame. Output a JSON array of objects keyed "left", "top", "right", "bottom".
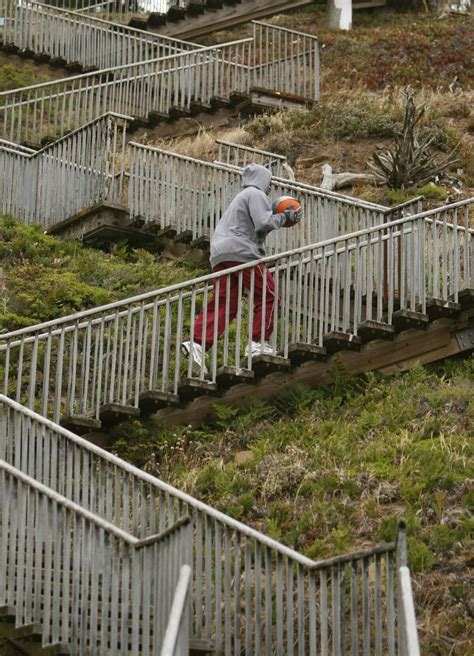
[{"left": 272, "top": 196, "right": 302, "bottom": 227}]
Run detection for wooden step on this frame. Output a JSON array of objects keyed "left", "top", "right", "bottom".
[
  {"left": 148, "top": 110, "right": 169, "bottom": 126},
  {"left": 128, "top": 17, "right": 148, "bottom": 30},
  {"left": 458, "top": 288, "right": 474, "bottom": 310},
  {"left": 99, "top": 403, "right": 140, "bottom": 427},
  {"left": 139, "top": 390, "right": 180, "bottom": 414},
  {"left": 0, "top": 605, "right": 15, "bottom": 621},
  {"left": 152, "top": 225, "right": 178, "bottom": 239},
  {"left": 148, "top": 12, "right": 167, "bottom": 27},
  {"left": 392, "top": 309, "right": 429, "bottom": 332},
  {"left": 153, "top": 308, "right": 474, "bottom": 428},
  {"left": 188, "top": 3, "right": 207, "bottom": 16},
  {"left": 158, "top": 0, "right": 313, "bottom": 40},
  {"left": 11, "top": 623, "right": 42, "bottom": 641},
  {"left": 168, "top": 106, "right": 192, "bottom": 121},
  {"left": 425, "top": 298, "right": 461, "bottom": 321},
  {"left": 357, "top": 320, "right": 395, "bottom": 343},
  {"left": 189, "top": 100, "right": 212, "bottom": 115},
  {"left": 210, "top": 96, "right": 231, "bottom": 111},
  {"left": 59, "top": 415, "right": 101, "bottom": 436},
  {"left": 178, "top": 378, "right": 218, "bottom": 402},
  {"left": 167, "top": 6, "right": 187, "bottom": 21},
  {"left": 190, "top": 235, "right": 211, "bottom": 250},
  {"left": 174, "top": 230, "right": 194, "bottom": 245},
  {"left": 286, "top": 342, "right": 326, "bottom": 366},
  {"left": 323, "top": 331, "right": 362, "bottom": 354},
  {"left": 251, "top": 354, "right": 291, "bottom": 377},
  {"left": 216, "top": 365, "right": 254, "bottom": 389}
]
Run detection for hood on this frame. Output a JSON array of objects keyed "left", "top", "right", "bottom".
[{"left": 241, "top": 164, "right": 272, "bottom": 192}]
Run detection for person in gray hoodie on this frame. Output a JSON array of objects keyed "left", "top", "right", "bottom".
[{"left": 181, "top": 164, "right": 302, "bottom": 375}]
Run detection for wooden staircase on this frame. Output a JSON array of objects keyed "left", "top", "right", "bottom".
[
  {"left": 1, "top": 196, "right": 471, "bottom": 441},
  {"left": 61, "top": 290, "right": 474, "bottom": 440},
  {"left": 0, "top": 397, "right": 420, "bottom": 655},
  {"left": 131, "top": 0, "right": 314, "bottom": 39},
  {"left": 0, "top": 607, "right": 214, "bottom": 655}
]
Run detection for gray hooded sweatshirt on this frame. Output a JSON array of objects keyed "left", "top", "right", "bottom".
[{"left": 210, "top": 164, "right": 286, "bottom": 268}]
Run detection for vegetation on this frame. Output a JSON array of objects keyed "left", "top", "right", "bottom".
[
  {"left": 0, "top": 63, "right": 52, "bottom": 92},
  {"left": 2, "top": 221, "right": 470, "bottom": 653},
  {"left": 1, "top": 6, "right": 473, "bottom": 654},
  {"left": 0, "top": 217, "right": 207, "bottom": 331},
  {"left": 109, "top": 359, "right": 473, "bottom": 654},
  {"left": 191, "top": 8, "right": 473, "bottom": 201},
  {"left": 369, "top": 89, "right": 459, "bottom": 189}
]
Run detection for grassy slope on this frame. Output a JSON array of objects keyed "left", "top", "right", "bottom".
[
  {"left": 1, "top": 220, "right": 472, "bottom": 654},
  {"left": 1, "top": 7, "right": 473, "bottom": 654},
  {"left": 111, "top": 360, "right": 474, "bottom": 655},
  {"left": 0, "top": 220, "right": 474, "bottom": 655},
  {"left": 0, "top": 217, "right": 206, "bottom": 331},
  {"left": 165, "top": 8, "right": 474, "bottom": 203}
]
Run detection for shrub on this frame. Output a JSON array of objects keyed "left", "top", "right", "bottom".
[{"left": 368, "top": 89, "right": 458, "bottom": 189}]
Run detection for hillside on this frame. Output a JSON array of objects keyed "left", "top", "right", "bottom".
[
  {"left": 1, "top": 6, "right": 473, "bottom": 654},
  {"left": 0, "top": 217, "right": 206, "bottom": 331},
  {"left": 111, "top": 359, "right": 473, "bottom": 655},
  {"left": 171, "top": 7, "right": 474, "bottom": 203},
  {"left": 1, "top": 218, "right": 473, "bottom": 654}
]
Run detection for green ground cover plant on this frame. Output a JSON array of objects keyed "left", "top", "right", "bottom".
[
  {"left": 0, "top": 217, "right": 206, "bottom": 330},
  {"left": 110, "top": 359, "right": 473, "bottom": 654}
]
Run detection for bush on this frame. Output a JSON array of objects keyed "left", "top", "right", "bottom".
[{"left": 417, "top": 183, "right": 447, "bottom": 201}]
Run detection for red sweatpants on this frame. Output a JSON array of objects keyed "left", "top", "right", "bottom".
[{"left": 194, "top": 261, "right": 277, "bottom": 349}]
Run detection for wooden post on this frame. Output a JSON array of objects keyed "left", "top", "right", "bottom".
[{"left": 327, "top": 0, "right": 353, "bottom": 30}]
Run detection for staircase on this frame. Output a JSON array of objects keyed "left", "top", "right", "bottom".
[
  {"left": 0, "top": 1, "right": 198, "bottom": 73},
  {"left": 24, "top": 0, "right": 313, "bottom": 38},
  {"left": 0, "top": 1, "right": 461, "bottom": 650},
  {"left": 1, "top": 111, "right": 402, "bottom": 250},
  {"left": 153, "top": 0, "right": 315, "bottom": 40},
  {"left": 1, "top": 198, "right": 472, "bottom": 434},
  {"left": 0, "top": 395, "right": 420, "bottom": 654},
  {"left": 0, "top": 20, "right": 319, "bottom": 149}
]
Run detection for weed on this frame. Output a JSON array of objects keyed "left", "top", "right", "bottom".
[
  {"left": 417, "top": 183, "right": 447, "bottom": 201},
  {"left": 0, "top": 64, "right": 51, "bottom": 92}
]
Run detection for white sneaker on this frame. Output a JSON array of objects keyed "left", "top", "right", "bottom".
[
  {"left": 181, "top": 341, "right": 208, "bottom": 376},
  {"left": 244, "top": 341, "right": 275, "bottom": 357}
]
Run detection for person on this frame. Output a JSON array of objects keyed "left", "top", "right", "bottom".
[{"left": 181, "top": 164, "right": 302, "bottom": 375}]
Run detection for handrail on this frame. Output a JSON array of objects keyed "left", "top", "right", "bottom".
[
  {"left": 396, "top": 521, "right": 421, "bottom": 655},
  {"left": 0, "top": 112, "right": 128, "bottom": 230},
  {"left": 160, "top": 565, "right": 192, "bottom": 656},
  {"left": 1, "top": 450, "right": 193, "bottom": 654},
  {"left": 129, "top": 141, "right": 388, "bottom": 211},
  {"left": 0, "top": 111, "right": 132, "bottom": 159},
  {"left": 0, "top": 394, "right": 316, "bottom": 567},
  {"left": 0, "top": 457, "right": 190, "bottom": 548},
  {"left": 0, "top": 37, "right": 252, "bottom": 96},
  {"left": 1, "top": 198, "right": 471, "bottom": 341},
  {"left": 0, "top": 394, "right": 408, "bottom": 654},
  {"left": 215, "top": 139, "right": 287, "bottom": 162},
  {"left": 398, "top": 567, "right": 421, "bottom": 656},
  {"left": 7, "top": 0, "right": 200, "bottom": 48},
  {"left": 252, "top": 19, "right": 320, "bottom": 40}
]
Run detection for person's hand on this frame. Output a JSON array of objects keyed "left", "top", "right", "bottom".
[{"left": 285, "top": 207, "right": 302, "bottom": 224}]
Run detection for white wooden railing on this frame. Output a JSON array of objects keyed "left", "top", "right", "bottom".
[
  {"left": 0, "top": 455, "right": 192, "bottom": 654},
  {"left": 0, "top": 0, "right": 197, "bottom": 70},
  {"left": 215, "top": 138, "right": 289, "bottom": 179},
  {"left": 1, "top": 200, "right": 471, "bottom": 426},
  {"left": 0, "top": 394, "right": 418, "bottom": 655},
  {"left": 0, "top": 22, "right": 319, "bottom": 146},
  {"left": 0, "top": 112, "right": 129, "bottom": 228},
  {"left": 0, "top": 38, "right": 252, "bottom": 145},
  {"left": 126, "top": 142, "right": 414, "bottom": 251}
]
